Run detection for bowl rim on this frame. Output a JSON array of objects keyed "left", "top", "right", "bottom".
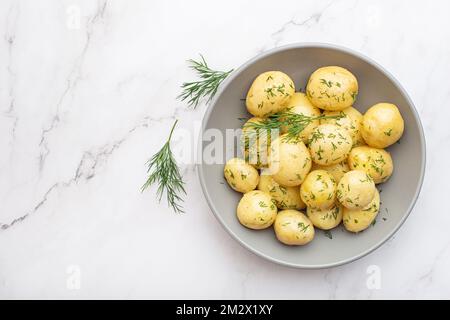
[{"left": 197, "top": 42, "right": 426, "bottom": 269}]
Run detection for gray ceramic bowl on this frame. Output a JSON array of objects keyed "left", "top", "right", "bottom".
[{"left": 198, "top": 43, "right": 425, "bottom": 269}]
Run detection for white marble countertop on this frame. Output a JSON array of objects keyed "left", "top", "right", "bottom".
[{"left": 1, "top": 0, "right": 449, "bottom": 299}]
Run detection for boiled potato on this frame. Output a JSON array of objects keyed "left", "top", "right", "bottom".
[
  {"left": 300, "top": 170, "right": 336, "bottom": 210},
  {"left": 306, "top": 66, "right": 358, "bottom": 111},
  {"left": 237, "top": 190, "right": 277, "bottom": 229},
  {"left": 224, "top": 158, "right": 259, "bottom": 193},
  {"left": 274, "top": 210, "right": 315, "bottom": 245},
  {"left": 336, "top": 170, "right": 376, "bottom": 209},
  {"left": 343, "top": 189, "right": 380, "bottom": 232},
  {"left": 308, "top": 124, "right": 352, "bottom": 166},
  {"left": 241, "top": 117, "right": 271, "bottom": 168},
  {"left": 321, "top": 107, "right": 364, "bottom": 147},
  {"left": 347, "top": 146, "right": 394, "bottom": 184},
  {"left": 258, "top": 173, "right": 306, "bottom": 210},
  {"left": 268, "top": 134, "right": 312, "bottom": 187},
  {"left": 307, "top": 204, "right": 343, "bottom": 230},
  {"left": 311, "top": 161, "right": 349, "bottom": 183},
  {"left": 281, "top": 92, "right": 321, "bottom": 143},
  {"left": 361, "top": 103, "right": 404, "bottom": 148},
  {"left": 246, "top": 71, "right": 295, "bottom": 117}
]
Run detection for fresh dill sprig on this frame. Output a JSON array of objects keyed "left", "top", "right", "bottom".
[
  {"left": 141, "top": 120, "right": 186, "bottom": 213},
  {"left": 244, "top": 109, "right": 344, "bottom": 142},
  {"left": 178, "top": 55, "right": 233, "bottom": 108}
]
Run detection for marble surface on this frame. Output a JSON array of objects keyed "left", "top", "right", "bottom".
[{"left": 0, "top": 0, "right": 449, "bottom": 299}]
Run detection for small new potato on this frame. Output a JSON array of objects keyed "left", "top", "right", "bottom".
[
  {"left": 281, "top": 92, "right": 321, "bottom": 143},
  {"left": 274, "top": 210, "right": 315, "bottom": 245},
  {"left": 343, "top": 189, "right": 380, "bottom": 232},
  {"left": 361, "top": 103, "right": 404, "bottom": 148},
  {"left": 337, "top": 170, "right": 376, "bottom": 209},
  {"left": 258, "top": 174, "right": 306, "bottom": 210},
  {"left": 312, "top": 161, "right": 349, "bottom": 183},
  {"left": 307, "top": 204, "right": 343, "bottom": 230},
  {"left": 300, "top": 170, "right": 336, "bottom": 210},
  {"left": 268, "top": 134, "right": 312, "bottom": 187},
  {"left": 321, "top": 107, "right": 364, "bottom": 147},
  {"left": 241, "top": 117, "right": 271, "bottom": 168},
  {"left": 308, "top": 124, "right": 353, "bottom": 166},
  {"left": 306, "top": 66, "right": 358, "bottom": 111},
  {"left": 348, "top": 146, "right": 394, "bottom": 184},
  {"left": 246, "top": 71, "right": 295, "bottom": 117},
  {"left": 237, "top": 190, "right": 277, "bottom": 230},
  {"left": 224, "top": 158, "right": 259, "bottom": 193}
]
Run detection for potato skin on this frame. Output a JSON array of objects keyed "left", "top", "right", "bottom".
[
  {"left": 300, "top": 170, "right": 336, "bottom": 210},
  {"left": 237, "top": 190, "right": 277, "bottom": 230},
  {"left": 281, "top": 92, "right": 321, "bottom": 143},
  {"left": 258, "top": 174, "right": 306, "bottom": 210},
  {"left": 241, "top": 117, "right": 271, "bottom": 168},
  {"left": 224, "top": 158, "right": 260, "bottom": 193},
  {"left": 321, "top": 107, "right": 364, "bottom": 147},
  {"left": 336, "top": 170, "right": 376, "bottom": 209},
  {"left": 274, "top": 210, "right": 315, "bottom": 245},
  {"left": 347, "top": 146, "right": 394, "bottom": 184},
  {"left": 307, "top": 204, "right": 343, "bottom": 230},
  {"left": 246, "top": 71, "right": 295, "bottom": 117},
  {"left": 306, "top": 66, "right": 358, "bottom": 111},
  {"left": 308, "top": 124, "right": 353, "bottom": 166},
  {"left": 343, "top": 189, "right": 380, "bottom": 232},
  {"left": 311, "top": 161, "right": 349, "bottom": 183},
  {"left": 268, "top": 134, "right": 312, "bottom": 187},
  {"left": 361, "top": 103, "right": 404, "bottom": 148}
]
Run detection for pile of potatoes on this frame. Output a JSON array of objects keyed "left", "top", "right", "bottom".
[{"left": 223, "top": 67, "right": 404, "bottom": 246}]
